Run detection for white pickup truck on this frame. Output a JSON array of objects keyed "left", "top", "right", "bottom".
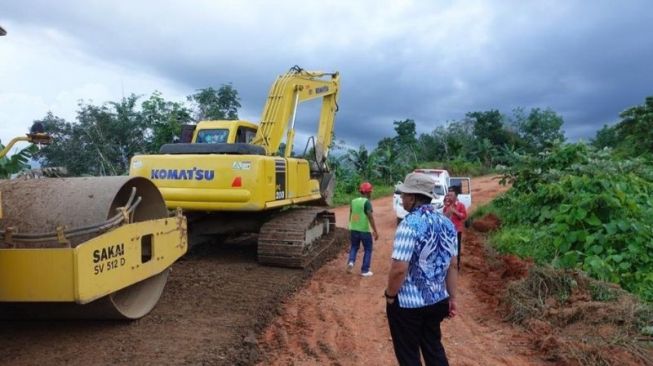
[{"left": 393, "top": 169, "right": 472, "bottom": 223}]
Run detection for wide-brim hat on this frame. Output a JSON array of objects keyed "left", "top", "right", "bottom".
[{"left": 396, "top": 172, "right": 435, "bottom": 199}]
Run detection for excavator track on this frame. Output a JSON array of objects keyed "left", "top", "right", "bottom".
[{"left": 257, "top": 207, "right": 336, "bottom": 268}]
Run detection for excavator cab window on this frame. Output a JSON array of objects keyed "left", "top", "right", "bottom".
[
  {"left": 197, "top": 129, "right": 229, "bottom": 144},
  {"left": 235, "top": 127, "right": 257, "bottom": 144},
  {"left": 180, "top": 124, "right": 196, "bottom": 143}
]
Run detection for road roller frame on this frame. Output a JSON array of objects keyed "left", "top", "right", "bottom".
[
  {"left": 0, "top": 209, "right": 186, "bottom": 304},
  {"left": 0, "top": 126, "right": 188, "bottom": 319}
]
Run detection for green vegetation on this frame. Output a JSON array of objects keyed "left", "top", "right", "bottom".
[
  {"left": 0, "top": 142, "right": 37, "bottom": 178},
  {"left": 482, "top": 98, "right": 653, "bottom": 300},
  {"left": 331, "top": 108, "right": 563, "bottom": 199},
  {"left": 592, "top": 96, "right": 653, "bottom": 159},
  {"left": 332, "top": 183, "right": 394, "bottom": 207},
  {"left": 32, "top": 85, "right": 239, "bottom": 176}
]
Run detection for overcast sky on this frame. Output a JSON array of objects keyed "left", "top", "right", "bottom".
[{"left": 1, "top": 0, "right": 652, "bottom": 154}]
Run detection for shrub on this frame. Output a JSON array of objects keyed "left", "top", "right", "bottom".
[{"left": 489, "top": 143, "right": 653, "bottom": 301}]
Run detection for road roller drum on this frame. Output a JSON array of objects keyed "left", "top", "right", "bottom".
[{"left": 0, "top": 176, "right": 187, "bottom": 319}]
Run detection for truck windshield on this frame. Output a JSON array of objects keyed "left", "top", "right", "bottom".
[
  {"left": 197, "top": 129, "right": 229, "bottom": 143},
  {"left": 433, "top": 185, "right": 445, "bottom": 196}
]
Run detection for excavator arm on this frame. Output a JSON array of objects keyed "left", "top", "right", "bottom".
[
  {"left": 251, "top": 66, "right": 340, "bottom": 162},
  {"left": 0, "top": 132, "right": 51, "bottom": 159}
]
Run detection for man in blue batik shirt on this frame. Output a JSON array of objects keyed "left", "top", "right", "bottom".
[{"left": 385, "top": 172, "right": 459, "bottom": 366}]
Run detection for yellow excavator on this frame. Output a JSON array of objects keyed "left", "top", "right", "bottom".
[
  {"left": 129, "top": 66, "right": 340, "bottom": 268},
  {"left": 0, "top": 126, "right": 187, "bottom": 319}
]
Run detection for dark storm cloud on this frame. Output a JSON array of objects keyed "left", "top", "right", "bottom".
[
  {"left": 2, "top": 0, "right": 652, "bottom": 147},
  {"left": 483, "top": 2, "right": 653, "bottom": 140}
]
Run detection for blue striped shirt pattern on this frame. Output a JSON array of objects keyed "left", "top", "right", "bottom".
[{"left": 392, "top": 204, "right": 458, "bottom": 308}]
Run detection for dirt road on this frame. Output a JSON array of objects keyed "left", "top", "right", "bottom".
[
  {"left": 258, "top": 175, "right": 550, "bottom": 365},
  {"left": 0, "top": 231, "right": 348, "bottom": 366},
  {"left": 0, "top": 175, "right": 533, "bottom": 366}
]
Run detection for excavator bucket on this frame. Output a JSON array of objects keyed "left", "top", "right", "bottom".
[{"left": 317, "top": 172, "right": 336, "bottom": 206}]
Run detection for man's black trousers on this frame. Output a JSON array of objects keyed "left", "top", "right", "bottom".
[{"left": 386, "top": 298, "right": 450, "bottom": 366}]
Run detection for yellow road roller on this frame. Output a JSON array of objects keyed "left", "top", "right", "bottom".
[{"left": 0, "top": 130, "right": 187, "bottom": 319}]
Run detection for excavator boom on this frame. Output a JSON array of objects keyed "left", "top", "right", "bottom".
[{"left": 252, "top": 66, "right": 339, "bottom": 162}]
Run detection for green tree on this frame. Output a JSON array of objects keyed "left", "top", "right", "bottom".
[
  {"left": 187, "top": 84, "right": 241, "bottom": 121},
  {"left": 36, "top": 96, "right": 148, "bottom": 175},
  {"left": 0, "top": 143, "right": 37, "bottom": 178},
  {"left": 428, "top": 126, "right": 452, "bottom": 161},
  {"left": 108, "top": 94, "right": 149, "bottom": 169},
  {"left": 371, "top": 138, "right": 405, "bottom": 184},
  {"left": 345, "top": 145, "right": 374, "bottom": 179},
  {"left": 416, "top": 132, "right": 438, "bottom": 162},
  {"left": 142, "top": 91, "right": 192, "bottom": 151},
  {"left": 33, "top": 112, "right": 91, "bottom": 176},
  {"left": 513, "top": 107, "right": 566, "bottom": 153},
  {"left": 474, "top": 138, "right": 498, "bottom": 168},
  {"left": 392, "top": 119, "right": 418, "bottom": 163},
  {"left": 443, "top": 120, "right": 476, "bottom": 160},
  {"left": 592, "top": 124, "right": 619, "bottom": 149},
  {"left": 613, "top": 96, "right": 653, "bottom": 157},
  {"left": 35, "top": 88, "right": 224, "bottom": 176},
  {"left": 467, "top": 110, "right": 508, "bottom": 147}
]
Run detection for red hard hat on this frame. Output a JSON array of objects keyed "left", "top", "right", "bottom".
[{"left": 359, "top": 182, "right": 373, "bottom": 193}]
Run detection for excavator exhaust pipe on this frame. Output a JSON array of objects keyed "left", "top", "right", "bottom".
[{"left": 0, "top": 177, "right": 184, "bottom": 319}]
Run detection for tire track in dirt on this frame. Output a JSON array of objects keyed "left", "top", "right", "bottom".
[{"left": 258, "top": 175, "right": 554, "bottom": 365}]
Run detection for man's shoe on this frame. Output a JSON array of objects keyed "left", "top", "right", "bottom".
[
  {"left": 347, "top": 262, "right": 354, "bottom": 273},
  {"left": 361, "top": 271, "right": 374, "bottom": 277}
]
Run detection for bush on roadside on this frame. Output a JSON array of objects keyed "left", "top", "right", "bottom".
[{"left": 488, "top": 143, "right": 653, "bottom": 301}]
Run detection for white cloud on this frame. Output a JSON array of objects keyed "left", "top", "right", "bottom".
[{"left": 0, "top": 21, "right": 188, "bottom": 150}]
